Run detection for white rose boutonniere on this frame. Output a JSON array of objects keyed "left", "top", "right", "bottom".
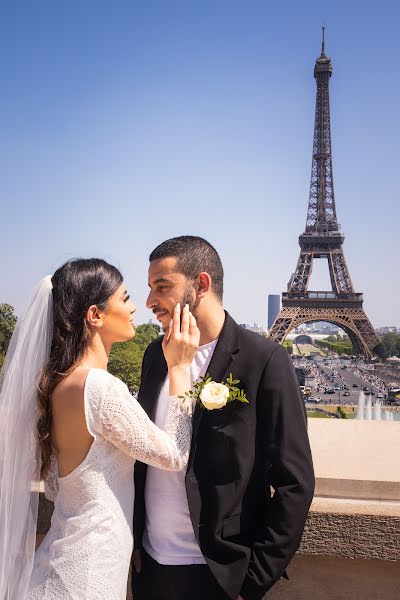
[
  {"left": 180, "top": 373, "right": 249, "bottom": 411},
  {"left": 200, "top": 382, "right": 230, "bottom": 410}
]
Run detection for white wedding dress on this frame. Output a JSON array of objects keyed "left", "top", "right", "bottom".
[{"left": 27, "top": 368, "right": 192, "bottom": 600}]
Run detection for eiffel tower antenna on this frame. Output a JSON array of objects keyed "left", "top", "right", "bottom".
[{"left": 268, "top": 34, "right": 380, "bottom": 358}]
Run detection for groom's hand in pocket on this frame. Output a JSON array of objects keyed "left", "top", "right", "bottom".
[{"left": 132, "top": 549, "right": 142, "bottom": 573}]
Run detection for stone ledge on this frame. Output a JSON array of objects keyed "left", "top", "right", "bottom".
[
  {"left": 299, "top": 503, "right": 400, "bottom": 561},
  {"left": 315, "top": 477, "right": 400, "bottom": 501},
  {"left": 311, "top": 495, "right": 400, "bottom": 517},
  {"left": 37, "top": 493, "right": 400, "bottom": 562}
]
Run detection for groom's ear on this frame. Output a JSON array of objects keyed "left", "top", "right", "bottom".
[
  {"left": 196, "top": 272, "right": 211, "bottom": 297},
  {"left": 86, "top": 305, "right": 103, "bottom": 329}
]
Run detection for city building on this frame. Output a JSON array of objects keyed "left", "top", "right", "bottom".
[
  {"left": 267, "top": 294, "right": 280, "bottom": 329},
  {"left": 377, "top": 327, "right": 400, "bottom": 335},
  {"left": 239, "top": 323, "right": 266, "bottom": 336}
]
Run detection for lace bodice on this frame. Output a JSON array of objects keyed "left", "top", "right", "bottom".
[{"left": 28, "top": 368, "right": 192, "bottom": 600}]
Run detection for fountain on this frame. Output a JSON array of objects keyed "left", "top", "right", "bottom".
[
  {"left": 357, "top": 392, "right": 396, "bottom": 421},
  {"left": 374, "top": 400, "right": 382, "bottom": 421},
  {"left": 357, "top": 391, "right": 365, "bottom": 419},
  {"left": 366, "top": 395, "right": 373, "bottom": 420}
]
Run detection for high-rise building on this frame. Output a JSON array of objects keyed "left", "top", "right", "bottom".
[{"left": 268, "top": 295, "right": 280, "bottom": 329}]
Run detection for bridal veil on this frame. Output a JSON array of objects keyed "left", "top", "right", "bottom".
[{"left": 0, "top": 277, "right": 53, "bottom": 599}]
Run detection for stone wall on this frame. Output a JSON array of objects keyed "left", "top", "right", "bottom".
[
  {"left": 266, "top": 554, "right": 399, "bottom": 600},
  {"left": 36, "top": 419, "right": 400, "bottom": 599}
]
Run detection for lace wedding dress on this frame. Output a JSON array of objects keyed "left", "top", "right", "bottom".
[{"left": 27, "top": 368, "right": 192, "bottom": 600}]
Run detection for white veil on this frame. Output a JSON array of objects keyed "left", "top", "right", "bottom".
[{"left": 0, "top": 276, "right": 53, "bottom": 599}]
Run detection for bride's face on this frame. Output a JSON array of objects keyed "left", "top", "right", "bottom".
[{"left": 99, "top": 283, "right": 137, "bottom": 343}]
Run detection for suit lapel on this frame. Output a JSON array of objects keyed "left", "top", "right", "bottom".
[
  {"left": 191, "top": 312, "right": 241, "bottom": 440},
  {"left": 141, "top": 340, "right": 167, "bottom": 421}
]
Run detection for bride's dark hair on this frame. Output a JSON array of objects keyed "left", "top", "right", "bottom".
[{"left": 37, "top": 258, "right": 123, "bottom": 478}]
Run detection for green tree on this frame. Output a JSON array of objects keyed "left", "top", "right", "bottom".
[
  {"left": 131, "top": 323, "right": 161, "bottom": 349},
  {"left": 326, "top": 335, "right": 338, "bottom": 342},
  {"left": 282, "top": 339, "right": 293, "bottom": 355},
  {"left": 374, "top": 333, "right": 400, "bottom": 360},
  {"left": 314, "top": 338, "right": 353, "bottom": 356},
  {"left": 0, "top": 304, "right": 17, "bottom": 353},
  {"left": 108, "top": 323, "right": 161, "bottom": 392}
]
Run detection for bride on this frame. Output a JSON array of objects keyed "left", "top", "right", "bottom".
[{"left": 0, "top": 258, "right": 200, "bottom": 600}]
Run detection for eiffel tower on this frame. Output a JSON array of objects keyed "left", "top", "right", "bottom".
[{"left": 268, "top": 30, "right": 380, "bottom": 359}]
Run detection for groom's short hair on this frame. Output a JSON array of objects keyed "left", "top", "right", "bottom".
[{"left": 149, "top": 236, "right": 224, "bottom": 301}]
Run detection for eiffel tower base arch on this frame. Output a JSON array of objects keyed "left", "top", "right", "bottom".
[{"left": 268, "top": 306, "right": 380, "bottom": 360}]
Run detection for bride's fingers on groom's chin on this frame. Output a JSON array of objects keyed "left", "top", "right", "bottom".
[
  {"left": 172, "top": 303, "right": 181, "bottom": 336},
  {"left": 181, "top": 303, "right": 190, "bottom": 333}
]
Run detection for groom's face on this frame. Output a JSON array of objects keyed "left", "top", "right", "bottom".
[{"left": 147, "top": 257, "right": 197, "bottom": 331}]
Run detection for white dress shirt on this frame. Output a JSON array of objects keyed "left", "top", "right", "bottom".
[{"left": 142, "top": 339, "right": 218, "bottom": 564}]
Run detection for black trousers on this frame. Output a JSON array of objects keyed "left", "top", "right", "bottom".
[{"left": 131, "top": 549, "right": 231, "bottom": 600}]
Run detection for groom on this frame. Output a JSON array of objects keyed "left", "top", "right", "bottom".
[{"left": 131, "top": 236, "right": 314, "bottom": 600}]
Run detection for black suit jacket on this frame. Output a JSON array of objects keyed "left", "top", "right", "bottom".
[{"left": 133, "top": 312, "right": 315, "bottom": 600}]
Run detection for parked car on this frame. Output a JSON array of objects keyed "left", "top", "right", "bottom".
[
  {"left": 343, "top": 391, "right": 350, "bottom": 396},
  {"left": 307, "top": 396, "right": 321, "bottom": 403},
  {"left": 352, "top": 383, "right": 359, "bottom": 388}
]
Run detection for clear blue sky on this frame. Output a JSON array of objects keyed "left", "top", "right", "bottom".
[{"left": 1, "top": 0, "right": 399, "bottom": 327}]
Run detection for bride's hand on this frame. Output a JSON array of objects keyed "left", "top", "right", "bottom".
[
  {"left": 162, "top": 303, "right": 200, "bottom": 370},
  {"left": 162, "top": 304, "right": 199, "bottom": 398}
]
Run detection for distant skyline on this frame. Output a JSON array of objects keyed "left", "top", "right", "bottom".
[{"left": 1, "top": 1, "right": 399, "bottom": 327}]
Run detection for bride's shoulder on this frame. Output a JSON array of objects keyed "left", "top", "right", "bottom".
[
  {"left": 52, "top": 368, "right": 89, "bottom": 409},
  {"left": 85, "top": 368, "right": 128, "bottom": 396}
]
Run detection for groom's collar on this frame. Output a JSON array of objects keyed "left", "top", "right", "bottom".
[
  {"left": 214, "top": 311, "right": 241, "bottom": 355},
  {"left": 189, "top": 310, "right": 240, "bottom": 446},
  {"left": 204, "top": 311, "right": 240, "bottom": 387}
]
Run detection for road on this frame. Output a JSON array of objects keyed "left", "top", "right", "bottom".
[{"left": 294, "top": 357, "right": 385, "bottom": 406}]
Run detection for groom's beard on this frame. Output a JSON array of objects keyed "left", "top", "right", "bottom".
[
  {"left": 180, "top": 286, "right": 198, "bottom": 316},
  {"left": 161, "top": 286, "right": 198, "bottom": 332}
]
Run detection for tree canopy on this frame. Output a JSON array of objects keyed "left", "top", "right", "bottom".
[
  {"left": 0, "top": 303, "right": 17, "bottom": 353},
  {"left": 108, "top": 323, "right": 161, "bottom": 392},
  {"left": 374, "top": 333, "right": 400, "bottom": 360}
]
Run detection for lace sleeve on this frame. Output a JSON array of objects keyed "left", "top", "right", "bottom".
[
  {"left": 86, "top": 369, "right": 193, "bottom": 471},
  {"left": 44, "top": 455, "right": 59, "bottom": 502}
]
